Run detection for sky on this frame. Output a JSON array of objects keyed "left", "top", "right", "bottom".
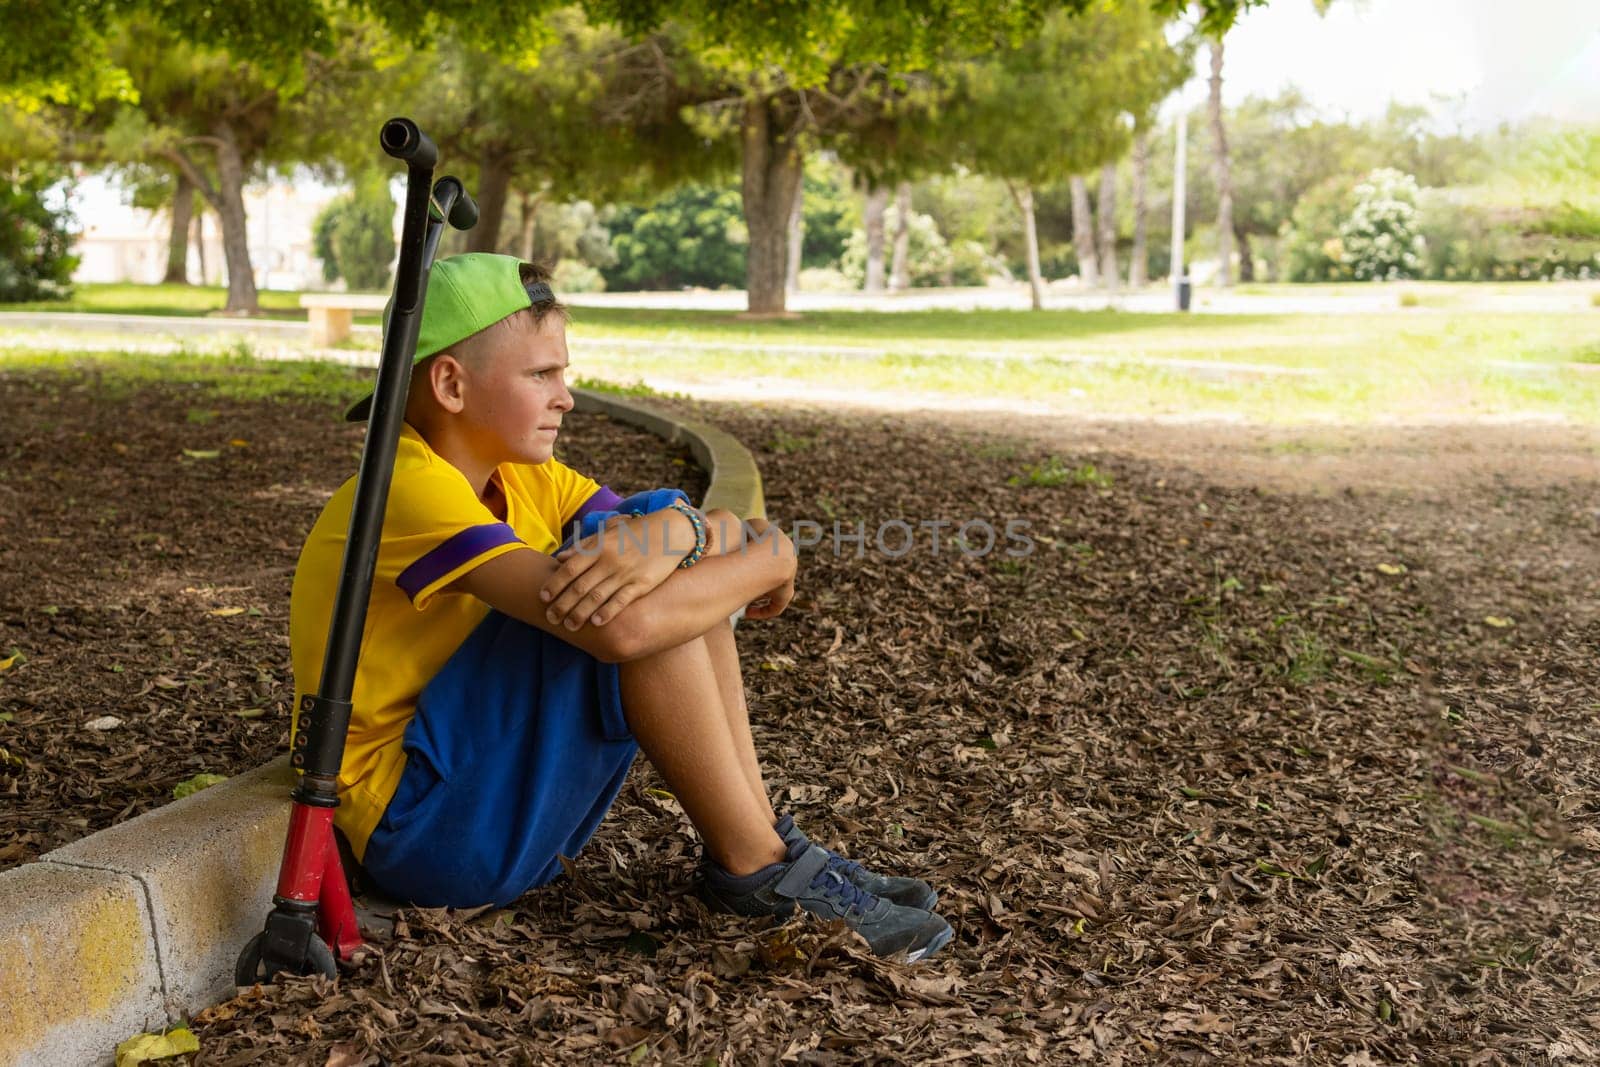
[{"left": 1171, "top": 0, "right": 1600, "bottom": 129}]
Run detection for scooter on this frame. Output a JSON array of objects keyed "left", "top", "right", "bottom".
[{"left": 235, "top": 118, "right": 478, "bottom": 982}]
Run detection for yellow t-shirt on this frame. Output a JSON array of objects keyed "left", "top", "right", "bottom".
[{"left": 288, "top": 423, "right": 602, "bottom": 859}]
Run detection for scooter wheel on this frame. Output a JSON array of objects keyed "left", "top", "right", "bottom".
[{"left": 234, "top": 931, "right": 338, "bottom": 985}]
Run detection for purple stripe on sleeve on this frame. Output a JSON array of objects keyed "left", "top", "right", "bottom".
[
  {"left": 397, "top": 523, "right": 523, "bottom": 601},
  {"left": 569, "top": 485, "right": 623, "bottom": 533}
]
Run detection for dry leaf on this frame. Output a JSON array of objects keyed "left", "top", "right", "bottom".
[{"left": 115, "top": 1026, "right": 199, "bottom": 1066}]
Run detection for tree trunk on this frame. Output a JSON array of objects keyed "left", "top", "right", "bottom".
[
  {"left": 517, "top": 189, "right": 542, "bottom": 262},
  {"left": 1096, "top": 161, "right": 1119, "bottom": 289},
  {"left": 1008, "top": 181, "right": 1045, "bottom": 311},
  {"left": 468, "top": 149, "right": 513, "bottom": 254},
  {"left": 209, "top": 122, "right": 259, "bottom": 314},
  {"left": 739, "top": 98, "right": 803, "bottom": 315},
  {"left": 1208, "top": 37, "right": 1236, "bottom": 287},
  {"left": 863, "top": 185, "right": 889, "bottom": 293},
  {"left": 164, "top": 172, "right": 193, "bottom": 284},
  {"left": 192, "top": 206, "right": 207, "bottom": 284},
  {"left": 785, "top": 178, "right": 804, "bottom": 293},
  {"left": 1069, "top": 175, "right": 1098, "bottom": 288},
  {"left": 889, "top": 180, "right": 912, "bottom": 291},
  {"left": 1129, "top": 130, "right": 1149, "bottom": 288},
  {"left": 1235, "top": 228, "right": 1254, "bottom": 282}
]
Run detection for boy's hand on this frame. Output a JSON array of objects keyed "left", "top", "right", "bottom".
[
  {"left": 743, "top": 576, "right": 795, "bottom": 620},
  {"left": 542, "top": 508, "right": 699, "bottom": 629}
]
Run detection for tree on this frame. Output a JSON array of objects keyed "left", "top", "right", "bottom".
[
  {"left": 861, "top": 186, "right": 890, "bottom": 292},
  {"left": 598, "top": 0, "right": 1255, "bottom": 315},
  {"left": 165, "top": 175, "right": 195, "bottom": 284},
  {"left": 6, "top": 0, "right": 1258, "bottom": 315},
  {"left": 1096, "top": 161, "right": 1119, "bottom": 287},
  {"left": 81, "top": 15, "right": 391, "bottom": 313},
  {"left": 102, "top": 164, "right": 199, "bottom": 285},
  {"left": 939, "top": 4, "right": 1190, "bottom": 308},
  {"left": 1069, "top": 176, "right": 1099, "bottom": 288},
  {"left": 0, "top": 165, "right": 78, "bottom": 301},
  {"left": 1206, "top": 37, "right": 1236, "bottom": 285},
  {"left": 889, "top": 181, "right": 913, "bottom": 291},
  {"left": 399, "top": 15, "right": 719, "bottom": 258},
  {"left": 313, "top": 177, "right": 397, "bottom": 289},
  {"left": 1128, "top": 128, "right": 1151, "bottom": 286}
]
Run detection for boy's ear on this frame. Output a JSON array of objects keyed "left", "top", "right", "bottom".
[{"left": 426, "top": 353, "right": 468, "bottom": 414}]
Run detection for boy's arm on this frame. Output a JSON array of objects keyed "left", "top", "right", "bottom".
[
  {"left": 448, "top": 525, "right": 795, "bottom": 663},
  {"left": 544, "top": 507, "right": 746, "bottom": 630}
]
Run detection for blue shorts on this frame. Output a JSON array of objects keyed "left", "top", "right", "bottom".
[{"left": 362, "top": 611, "right": 639, "bottom": 908}]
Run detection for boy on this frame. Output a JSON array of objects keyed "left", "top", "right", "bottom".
[{"left": 289, "top": 254, "right": 952, "bottom": 962}]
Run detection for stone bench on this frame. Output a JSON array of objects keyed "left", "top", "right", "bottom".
[{"left": 300, "top": 293, "right": 389, "bottom": 346}]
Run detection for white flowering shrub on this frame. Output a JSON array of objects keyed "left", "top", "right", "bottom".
[{"left": 1339, "top": 168, "right": 1426, "bottom": 282}]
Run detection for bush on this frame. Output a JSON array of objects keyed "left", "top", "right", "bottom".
[
  {"left": 840, "top": 206, "right": 1002, "bottom": 288},
  {"left": 601, "top": 184, "right": 747, "bottom": 291},
  {"left": 551, "top": 259, "right": 605, "bottom": 293},
  {"left": 1417, "top": 190, "right": 1600, "bottom": 281},
  {"left": 799, "top": 157, "right": 858, "bottom": 270},
  {"left": 1339, "top": 168, "right": 1426, "bottom": 281},
  {"left": 0, "top": 167, "right": 78, "bottom": 302},
  {"left": 529, "top": 200, "right": 616, "bottom": 271},
  {"left": 313, "top": 179, "right": 396, "bottom": 290},
  {"left": 1283, "top": 177, "right": 1356, "bottom": 283}
]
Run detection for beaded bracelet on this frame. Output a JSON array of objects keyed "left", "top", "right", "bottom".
[{"left": 669, "top": 500, "right": 708, "bottom": 569}]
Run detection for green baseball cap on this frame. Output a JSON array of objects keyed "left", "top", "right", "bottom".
[{"left": 344, "top": 253, "right": 556, "bottom": 422}]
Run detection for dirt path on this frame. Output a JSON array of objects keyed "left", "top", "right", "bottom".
[{"left": 925, "top": 412, "right": 1600, "bottom": 496}]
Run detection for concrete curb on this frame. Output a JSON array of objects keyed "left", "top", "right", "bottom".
[
  {"left": 572, "top": 387, "right": 765, "bottom": 520},
  {"left": 0, "top": 392, "right": 763, "bottom": 1067}
]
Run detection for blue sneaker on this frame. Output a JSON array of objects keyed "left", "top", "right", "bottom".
[
  {"left": 698, "top": 838, "right": 954, "bottom": 963},
  {"left": 775, "top": 812, "right": 940, "bottom": 912}
]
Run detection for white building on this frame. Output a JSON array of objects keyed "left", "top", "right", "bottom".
[{"left": 69, "top": 171, "right": 349, "bottom": 292}]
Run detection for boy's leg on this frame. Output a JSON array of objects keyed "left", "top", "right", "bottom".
[
  {"left": 619, "top": 634, "right": 787, "bottom": 877},
  {"left": 701, "top": 619, "right": 778, "bottom": 828}
]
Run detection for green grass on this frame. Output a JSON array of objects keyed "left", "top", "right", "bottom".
[
  {"left": 1, "top": 283, "right": 307, "bottom": 317},
  {"left": 5, "top": 283, "right": 1600, "bottom": 423},
  {"left": 0, "top": 347, "right": 370, "bottom": 406},
  {"left": 1008, "top": 458, "right": 1112, "bottom": 488},
  {"left": 552, "top": 310, "right": 1600, "bottom": 423}
]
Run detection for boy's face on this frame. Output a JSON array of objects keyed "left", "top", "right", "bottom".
[{"left": 461, "top": 315, "right": 574, "bottom": 466}]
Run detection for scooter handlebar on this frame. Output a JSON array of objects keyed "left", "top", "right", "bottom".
[
  {"left": 379, "top": 117, "right": 437, "bottom": 170},
  {"left": 448, "top": 187, "right": 479, "bottom": 231},
  {"left": 430, "top": 176, "right": 480, "bottom": 232}
]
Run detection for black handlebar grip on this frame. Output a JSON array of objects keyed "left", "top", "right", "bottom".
[
  {"left": 448, "top": 188, "right": 479, "bottom": 231},
  {"left": 380, "top": 118, "right": 437, "bottom": 169}
]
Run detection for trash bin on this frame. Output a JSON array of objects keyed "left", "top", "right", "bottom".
[{"left": 1177, "top": 277, "right": 1192, "bottom": 312}]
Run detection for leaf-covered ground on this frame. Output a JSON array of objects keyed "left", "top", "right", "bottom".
[
  {"left": 0, "top": 367, "right": 703, "bottom": 867},
  {"left": 5, "top": 365, "right": 1600, "bottom": 1063}
]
